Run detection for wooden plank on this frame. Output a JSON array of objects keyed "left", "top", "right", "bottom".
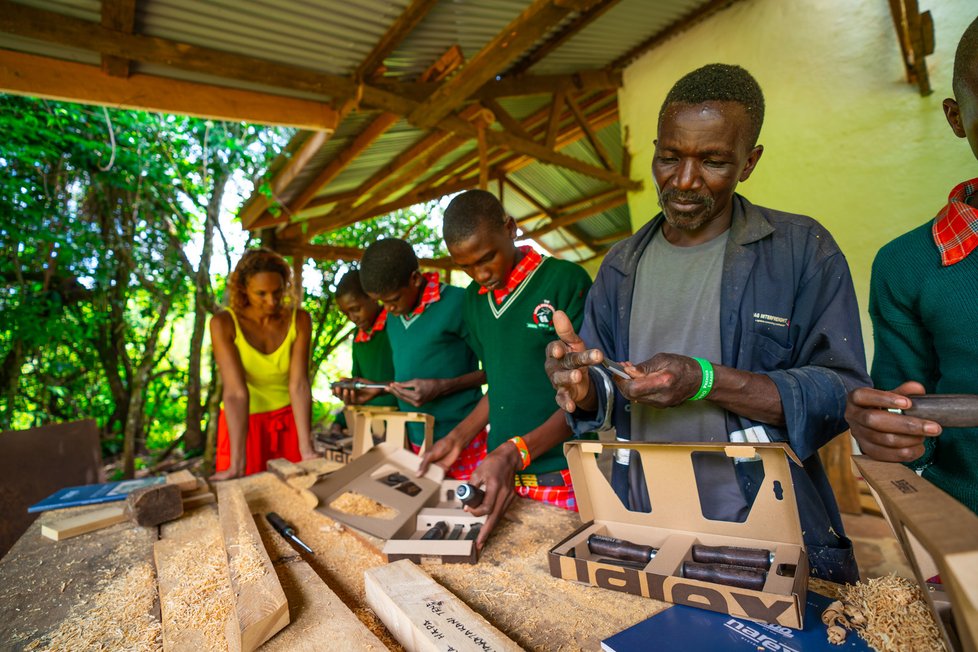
[
  {"left": 182, "top": 490, "right": 216, "bottom": 511},
  {"left": 364, "top": 559, "right": 522, "bottom": 652},
  {"left": 407, "top": 0, "right": 591, "bottom": 129},
  {"left": 524, "top": 190, "right": 627, "bottom": 238},
  {"left": 40, "top": 506, "right": 127, "bottom": 541},
  {"left": 483, "top": 98, "right": 533, "bottom": 142},
  {"left": 266, "top": 458, "right": 307, "bottom": 483},
  {"left": 216, "top": 483, "right": 289, "bottom": 652},
  {"left": 545, "top": 88, "right": 566, "bottom": 149},
  {"left": 355, "top": 0, "right": 441, "bottom": 81},
  {"left": 566, "top": 92, "right": 615, "bottom": 170},
  {"left": 0, "top": 50, "right": 340, "bottom": 131},
  {"left": 166, "top": 469, "right": 199, "bottom": 493},
  {"left": 100, "top": 0, "right": 136, "bottom": 78},
  {"left": 376, "top": 68, "right": 623, "bottom": 101}
]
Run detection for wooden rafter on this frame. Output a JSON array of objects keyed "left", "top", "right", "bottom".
[
  {"left": 276, "top": 241, "right": 457, "bottom": 270},
  {"left": 523, "top": 190, "right": 627, "bottom": 239},
  {"left": 545, "top": 89, "right": 566, "bottom": 149},
  {"left": 517, "top": 187, "right": 623, "bottom": 227},
  {"left": 504, "top": 178, "right": 557, "bottom": 218},
  {"left": 0, "top": 50, "right": 340, "bottom": 132},
  {"left": 373, "top": 68, "right": 622, "bottom": 102},
  {"left": 565, "top": 92, "right": 614, "bottom": 170},
  {"left": 355, "top": 0, "right": 440, "bottom": 81},
  {"left": 590, "top": 228, "right": 631, "bottom": 246},
  {"left": 506, "top": 0, "right": 622, "bottom": 76},
  {"left": 887, "top": 0, "right": 934, "bottom": 96},
  {"left": 407, "top": 0, "right": 594, "bottom": 129},
  {"left": 0, "top": 1, "right": 630, "bottom": 193},
  {"left": 610, "top": 0, "right": 744, "bottom": 71},
  {"left": 482, "top": 99, "right": 533, "bottom": 142},
  {"left": 100, "top": 0, "right": 136, "bottom": 78}
]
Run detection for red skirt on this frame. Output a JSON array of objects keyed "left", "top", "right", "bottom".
[{"left": 215, "top": 404, "right": 302, "bottom": 476}]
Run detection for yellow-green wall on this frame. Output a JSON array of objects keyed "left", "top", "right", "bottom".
[{"left": 619, "top": 0, "right": 976, "bottom": 364}]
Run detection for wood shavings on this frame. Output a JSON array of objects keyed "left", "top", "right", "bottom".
[
  {"left": 159, "top": 532, "right": 234, "bottom": 651},
  {"left": 329, "top": 492, "right": 398, "bottom": 519},
  {"left": 25, "top": 563, "right": 160, "bottom": 651},
  {"left": 228, "top": 524, "right": 267, "bottom": 586},
  {"left": 822, "top": 574, "right": 944, "bottom": 651}
]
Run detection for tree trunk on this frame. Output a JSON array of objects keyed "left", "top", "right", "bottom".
[
  {"left": 203, "top": 348, "right": 222, "bottom": 476},
  {"left": 184, "top": 169, "right": 227, "bottom": 452}
]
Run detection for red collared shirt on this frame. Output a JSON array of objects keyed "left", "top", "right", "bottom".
[
  {"left": 410, "top": 271, "right": 442, "bottom": 316},
  {"left": 477, "top": 246, "right": 543, "bottom": 305},
  {"left": 354, "top": 308, "right": 388, "bottom": 343},
  {"left": 933, "top": 177, "right": 978, "bottom": 266}
]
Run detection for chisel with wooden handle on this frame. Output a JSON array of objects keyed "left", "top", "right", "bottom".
[
  {"left": 587, "top": 534, "right": 774, "bottom": 570},
  {"left": 891, "top": 394, "right": 978, "bottom": 427}
]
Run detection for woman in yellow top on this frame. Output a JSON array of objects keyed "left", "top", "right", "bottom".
[{"left": 210, "top": 249, "right": 316, "bottom": 480}]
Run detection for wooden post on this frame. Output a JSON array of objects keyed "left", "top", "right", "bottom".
[{"left": 291, "top": 254, "right": 304, "bottom": 305}]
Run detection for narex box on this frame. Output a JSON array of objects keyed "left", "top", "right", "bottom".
[
  {"left": 383, "top": 480, "right": 487, "bottom": 564},
  {"left": 549, "top": 441, "right": 808, "bottom": 629}
]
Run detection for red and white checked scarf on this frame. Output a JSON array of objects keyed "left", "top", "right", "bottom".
[
  {"left": 353, "top": 308, "right": 388, "bottom": 343},
  {"left": 410, "top": 271, "right": 442, "bottom": 316},
  {"left": 933, "top": 178, "right": 978, "bottom": 266},
  {"left": 477, "top": 246, "right": 543, "bottom": 304}
]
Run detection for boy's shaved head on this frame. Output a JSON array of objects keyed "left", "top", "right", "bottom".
[
  {"left": 359, "top": 238, "right": 419, "bottom": 296},
  {"left": 953, "top": 16, "right": 978, "bottom": 97},
  {"left": 443, "top": 189, "right": 507, "bottom": 245}
]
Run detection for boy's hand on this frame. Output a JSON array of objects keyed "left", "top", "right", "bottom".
[
  {"left": 331, "top": 377, "right": 382, "bottom": 405},
  {"left": 846, "top": 381, "right": 941, "bottom": 463},
  {"left": 465, "top": 444, "right": 521, "bottom": 550},
  {"left": 545, "top": 310, "right": 603, "bottom": 412},
  {"left": 389, "top": 378, "right": 441, "bottom": 406},
  {"left": 417, "top": 434, "right": 463, "bottom": 476}
]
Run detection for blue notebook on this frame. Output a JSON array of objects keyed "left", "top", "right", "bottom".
[
  {"left": 602, "top": 591, "right": 871, "bottom": 652},
  {"left": 27, "top": 476, "right": 166, "bottom": 513}
]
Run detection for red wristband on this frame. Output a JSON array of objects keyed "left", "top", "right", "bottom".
[{"left": 509, "top": 436, "right": 531, "bottom": 470}]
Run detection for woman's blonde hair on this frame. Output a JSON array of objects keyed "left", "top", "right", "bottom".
[{"left": 228, "top": 248, "right": 292, "bottom": 312}]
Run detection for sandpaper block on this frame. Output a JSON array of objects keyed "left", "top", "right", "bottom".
[{"left": 126, "top": 483, "right": 183, "bottom": 526}]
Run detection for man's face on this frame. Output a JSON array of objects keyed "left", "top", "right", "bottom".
[
  {"left": 652, "top": 101, "right": 763, "bottom": 234},
  {"left": 446, "top": 218, "right": 519, "bottom": 291},
  {"left": 337, "top": 292, "right": 381, "bottom": 331},
  {"left": 367, "top": 271, "right": 423, "bottom": 317},
  {"left": 945, "top": 76, "right": 978, "bottom": 162}
]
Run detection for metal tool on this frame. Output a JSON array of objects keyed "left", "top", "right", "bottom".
[
  {"left": 447, "top": 523, "right": 465, "bottom": 540},
  {"left": 455, "top": 483, "right": 485, "bottom": 508},
  {"left": 890, "top": 394, "right": 978, "bottom": 427},
  {"left": 421, "top": 521, "right": 449, "bottom": 540},
  {"left": 266, "top": 512, "right": 314, "bottom": 554},
  {"left": 464, "top": 523, "right": 482, "bottom": 541},
  {"left": 600, "top": 358, "right": 631, "bottom": 380},
  {"left": 331, "top": 380, "right": 390, "bottom": 391},
  {"left": 587, "top": 534, "right": 774, "bottom": 570}
]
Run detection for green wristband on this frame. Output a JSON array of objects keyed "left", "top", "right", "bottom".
[{"left": 690, "top": 357, "right": 714, "bottom": 401}]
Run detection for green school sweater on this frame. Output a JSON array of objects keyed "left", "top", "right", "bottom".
[
  {"left": 386, "top": 284, "right": 483, "bottom": 446},
  {"left": 352, "top": 330, "right": 398, "bottom": 410},
  {"left": 464, "top": 257, "right": 592, "bottom": 474},
  {"left": 870, "top": 221, "right": 978, "bottom": 514}
]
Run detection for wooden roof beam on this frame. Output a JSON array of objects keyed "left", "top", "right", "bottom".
[
  {"left": 523, "top": 190, "right": 627, "bottom": 239},
  {"left": 565, "top": 92, "right": 614, "bottom": 170},
  {"left": 100, "top": 0, "right": 136, "bottom": 78},
  {"left": 506, "top": 0, "right": 622, "bottom": 76},
  {"left": 355, "top": 0, "right": 441, "bottom": 81},
  {"left": 408, "top": 0, "right": 597, "bottom": 129},
  {"left": 277, "top": 241, "right": 457, "bottom": 270},
  {"left": 372, "top": 68, "right": 622, "bottom": 101},
  {"left": 0, "top": 49, "right": 340, "bottom": 132},
  {"left": 517, "top": 187, "right": 624, "bottom": 226},
  {"left": 504, "top": 177, "right": 557, "bottom": 219}
]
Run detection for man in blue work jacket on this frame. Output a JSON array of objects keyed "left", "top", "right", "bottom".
[{"left": 545, "top": 63, "right": 868, "bottom": 583}]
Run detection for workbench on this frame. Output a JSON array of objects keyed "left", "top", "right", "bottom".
[{"left": 0, "top": 458, "right": 682, "bottom": 651}]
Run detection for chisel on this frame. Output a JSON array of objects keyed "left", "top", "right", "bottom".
[
  {"left": 891, "top": 394, "right": 978, "bottom": 427},
  {"left": 330, "top": 380, "right": 390, "bottom": 391},
  {"left": 587, "top": 534, "right": 774, "bottom": 570},
  {"left": 455, "top": 483, "right": 485, "bottom": 508},
  {"left": 421, "top": 521, "right": 449, "bottom": 540},
  {"left": 266, "top": 512, "right": 314, "bottom": 554}
]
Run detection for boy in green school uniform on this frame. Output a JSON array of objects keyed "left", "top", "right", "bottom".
[
  {"left": 329, "top": 270, "right": 398, "bottom": 434},
  {"left": 419, "top": 189, "right": 592, "bottom": 547},
  {"left": 359, "top": 238, "right": 487, "bottom": 479}
]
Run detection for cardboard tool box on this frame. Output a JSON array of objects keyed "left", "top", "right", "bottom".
[
  {"left": 310, "top": 439, "right": 443, "bottom": 541},
  {"left": 853, "top": 454, "right": 978, "bottom": 652},
  {"left": 549, "top": 441, "right": 808, "bottom": 628},
  {"left": 383, "top": 479, "right": 487, "bottom": 564},
  {"left": 350, "top": 408, "right": 434, "bottom": 460}
]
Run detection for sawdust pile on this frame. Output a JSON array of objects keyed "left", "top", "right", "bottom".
[
  {"left": 822, "top": 574, "right": 944, "bottom": 651},
  {"left": 26, "top": 563, "right": 161, "bottom": 652},
  {"left": 160, "top": 534, "right": 234, "bottom": 650},
  {"left": 330, "top": 492, "right": 397, "bottom": 519},
  {"left": 228, "top": 525, "right": 267, "bottom": 586}
]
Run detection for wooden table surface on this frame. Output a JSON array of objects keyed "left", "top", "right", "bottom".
[{"left": 0, "top": 458, "right": 675, "bottom": 651}]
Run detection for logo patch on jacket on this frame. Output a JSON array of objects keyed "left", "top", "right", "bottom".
[
  {"left": 753, "top": 312, "right": 789, "bottom": 327},
  {"left": 528, "top": 300, "right": 555, "bottom": 330}
]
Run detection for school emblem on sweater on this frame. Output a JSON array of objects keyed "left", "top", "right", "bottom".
[{"left": 528, "top": 300, "right": 555, "bottom": 330}]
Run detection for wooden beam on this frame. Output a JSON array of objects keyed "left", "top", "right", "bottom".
[
  {"left": 545, "top": 89, "right": 566, "bottom": 149},
  {"left": 40, "top": 506, "right": 126, "bottom": 541},
  {"left": 517, "top": 186, "right": 624, "bottom": 225},
  {"left": 0, "top": 50, "right": 340, "bottom": 131},
  {"left": 407, "top": 0, "right": 593, "bottom": 129},
  {"left": 365, "top": 559, "right": 523, "bottom": 652},
  {"left": 355, "top": 0, "right": 441, "bottom": 81},
  {"left": 100, "top": 0, "right": 136, "bottom": 78},
  {"left": 276, "top": 242, "right": 458, "bottom": 271},
  {"left": 482, "top": 98, "right": 533, "bottom": 142},
  {"left": 590, "top": 228, "right": 631, "bottom": 246},
  {"left": 505, "top": 177, "right": 557, "bottom": 218},
  {"left": 523, "top": 190, "right": 627, "bottom": 238},
  {"left": 240, "top": 131, "right": 333, "bottom": 229},
  {"left": 566, "top": 92, "right": 614, "bottom": 170},
  {"left": 506, "top": 0, "right": 622, "bottom": 76},
  {"left": 611, "top": 0, "right": 744, "bottom": 71},
  {"left": 373, "top": 68, "right": 623, "bottom": 101},
  {"left": 216, "top": 483, "right": 289, "bottom": 651}
]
